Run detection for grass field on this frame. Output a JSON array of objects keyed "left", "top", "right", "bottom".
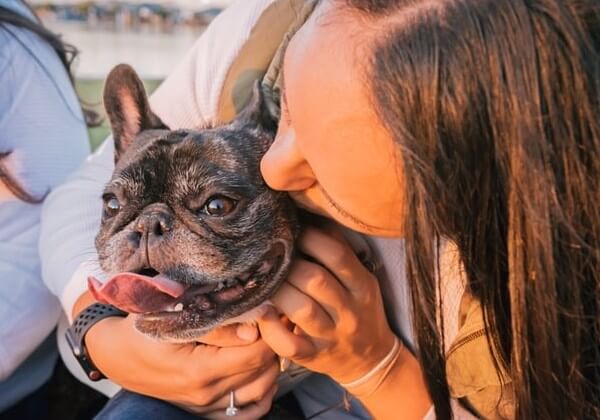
[{"left": 76, "top": 79, "right": 162, "bottom": 150}]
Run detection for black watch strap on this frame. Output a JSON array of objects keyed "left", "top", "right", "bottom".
[{"left": 65, "top": 303, "right": 127, "bottom": 381}]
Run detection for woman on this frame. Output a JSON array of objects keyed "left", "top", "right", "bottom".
[
  {"left": 259, "top": 0, "right": 600, "bottom": 418},
  {"left": 40, "top": 0, "right": 599, "bottom": 418},
  {"left": 0, "top": 0, "right": 89, "bottom": 418}
]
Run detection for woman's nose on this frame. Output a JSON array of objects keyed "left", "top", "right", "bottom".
[{"left": 260, "top": 128, "right": 315, "bottom": 191}]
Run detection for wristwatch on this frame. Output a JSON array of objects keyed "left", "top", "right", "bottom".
[{"left": 65, "top": 303, "right": 127, "bottom": 381}]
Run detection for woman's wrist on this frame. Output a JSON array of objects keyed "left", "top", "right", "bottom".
[
  {"left": 325, "top": 327, "right": 398, "bottom": 386},
  {"left": 341, "top": 335, "right": 405, "bottom": 396},
  {"left": 72, "top": 290, "right": 98, "bottom": 319},
  {"left": 340, "top": 336, "right": 403, "bottom": 395},
  {"left": 70, "top": 290, "right": 130, "bottom": 380},
  {"left": 354, "top": 344, "right": 432, "bottom": 419}
]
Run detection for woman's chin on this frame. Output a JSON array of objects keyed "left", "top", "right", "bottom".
[
  {"left": 333, "top": 216, "right": 404, "bottom": 238},
  {"left": 289, "top": 191, "right": 404, "bottom": 238}
]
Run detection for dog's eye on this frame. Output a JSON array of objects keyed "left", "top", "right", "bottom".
[
  {"left": 202, "top": 196, "right": 236, "bottom": 217},
  {"left": 103, "top": 196, "right": 121, "bottom": 218}
]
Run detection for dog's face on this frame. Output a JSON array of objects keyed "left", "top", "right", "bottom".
[{"left": 91, "top": 64, "right": 297, "bottom": 342}]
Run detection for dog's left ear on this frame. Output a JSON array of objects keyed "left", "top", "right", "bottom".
[
  {"left": 237, "top": 81, "right": 278, "bottom": 135},
  {"left": 103, "top": 64, "right": 167, "bottom": 162}
]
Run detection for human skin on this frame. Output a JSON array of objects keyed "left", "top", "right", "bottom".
[
  {"left": 71, "top": 1, "right": 430, "bottom": 417},
  {"left": 258, "top": 1, "right": 432, "bottom": 418},
  {"left": 73, "top": 292, "right": 278, "bottom": 419}
]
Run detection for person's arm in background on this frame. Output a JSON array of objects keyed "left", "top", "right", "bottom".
[
  {"left": 0, "top": 19, "right": 89, "bottom": 383},
  {"left": 39, "top": 1, "right": 283, "bottom": 417}
]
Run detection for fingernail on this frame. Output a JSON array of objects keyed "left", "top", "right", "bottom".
[
  {"left": 237, "top": 324, "right": 259, "bottom": 342},
  {"left": 254, "top": 304, "right": 271, "bottom": 319}
]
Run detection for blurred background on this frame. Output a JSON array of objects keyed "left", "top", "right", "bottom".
[{"left": 30, "top": 0, "right": 234, "bottom": 147}]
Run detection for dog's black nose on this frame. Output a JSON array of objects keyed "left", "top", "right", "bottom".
[{"left": 135, "top": 211, "right": 173, "bottom": 239}]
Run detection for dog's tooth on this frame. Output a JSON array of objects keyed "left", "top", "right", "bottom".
[
  {"left": 244, "top": 279, "right": 258, "bottom": 289},
  {"left": 215, "top": 281, "right": 225, "bottom": 291},
  {"left": 165, "top": 302, "right": 184, "bottom": 312}
]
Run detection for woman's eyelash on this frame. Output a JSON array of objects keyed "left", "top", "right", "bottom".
[
  {"left": 280, "top": 83, "right": 292, "bottom": 125},
  {"left": 281, "top": 106, "right": 292, "bottom": 125}
]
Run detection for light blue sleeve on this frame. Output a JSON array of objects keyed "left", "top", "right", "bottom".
[
  {"left": 0, "top": 22, "right": 90, "bottom": 383},
  {"left": 0, "top": 24, "right": 90, "bottom": 198}
]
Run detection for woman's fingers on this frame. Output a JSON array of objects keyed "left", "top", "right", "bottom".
[
  {"left": 257, "top": 308, "right": 316, "bottom": 360},
  {"left": 283, "top": 259, "right": 348, "bottom": 322},
  {"left": 175, "top": 357, "right": 278, "bottom": 409},
  {"left": 196, "top": 323, "right": 259, "bottom": 346},
  {"left": 87, "top": 314, "right": 280, "bottom": 414},
  {"left": 201, "top": 383, "right": 278, "bottom": 419},
  {"left": 226, "top": 362, "right": 280, "bottom": 405},
  {"left": 298, "top": 227, "right": 372, "bottom": 294},
  {"left": 204, "top": 361, "right": 280, "bottom": 407},
  {"left": 191, "top": 339, "right": 276, "bottom": 380},
  {"left": 269, "top": 281, "right": 335, "bottom": 335}
]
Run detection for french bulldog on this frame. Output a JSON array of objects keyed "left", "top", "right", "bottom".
[{"left": 88, "top": 64, "right": 298, "bottom": 342}]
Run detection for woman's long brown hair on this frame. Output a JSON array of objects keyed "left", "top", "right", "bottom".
[{"left": 342, "top": 0, "right": 600, "bottom": 418}]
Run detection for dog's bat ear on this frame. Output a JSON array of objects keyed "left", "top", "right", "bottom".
[
  {"left": 238, "top": 81, "right": 278, "bottom": 136},
  {"left": 103, "top": 64, "right": 167, "bottom": 162}
]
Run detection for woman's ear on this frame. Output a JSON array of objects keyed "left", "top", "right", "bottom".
[{"left": 103, "top": 64, "right": 167, "bottom": 162}]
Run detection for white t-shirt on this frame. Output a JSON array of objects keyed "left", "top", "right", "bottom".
[{"left": 39, "top": 0, "right": 474, "bottom": 418}]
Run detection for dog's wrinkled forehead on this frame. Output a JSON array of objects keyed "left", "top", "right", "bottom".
[{"left": 111, "top": 126, "right": 264, "bottom": 200}]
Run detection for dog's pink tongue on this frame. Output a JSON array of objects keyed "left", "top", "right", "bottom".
[{"left": 88, "top": 273, "right": 186, "bottom": 314}]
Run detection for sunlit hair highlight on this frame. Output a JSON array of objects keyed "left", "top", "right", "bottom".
[{"left": 341, "top": 0, "right": 600, "bottom": 418}]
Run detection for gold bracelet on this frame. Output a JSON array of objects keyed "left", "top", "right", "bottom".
[{"left": 340, "top": 336, "right": 401, "bottom": 389}]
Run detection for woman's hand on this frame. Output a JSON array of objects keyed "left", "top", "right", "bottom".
[
  {"left": 259, "top": 227, "right": 433, "bottom": 419},
  {"left": 75, "top": 292, "right": 279, "bottom": 418},
  {"left": 257, "top": 226, "right": 398, "bottom": 385}
]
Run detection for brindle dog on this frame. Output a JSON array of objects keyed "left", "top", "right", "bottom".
[{"left": 89, "top": 64, "right": 298, "bottom": 342}]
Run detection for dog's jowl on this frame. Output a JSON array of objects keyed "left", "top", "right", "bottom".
[{"left": 90, "top": 64, "right": 298, "bottom": 342}]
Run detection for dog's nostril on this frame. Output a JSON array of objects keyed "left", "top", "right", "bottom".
[
  {"left": 150, "top": 219, "right": 165, "bottom": 236},
  {"left": 127, "top": 231, "right": 141, "bottom": 247},
  {"left": 150, "top": 216, "right": 172, "bottom": 236},
  {"left": 137, "top": 212, "right": 173, "bottom": 237}
]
